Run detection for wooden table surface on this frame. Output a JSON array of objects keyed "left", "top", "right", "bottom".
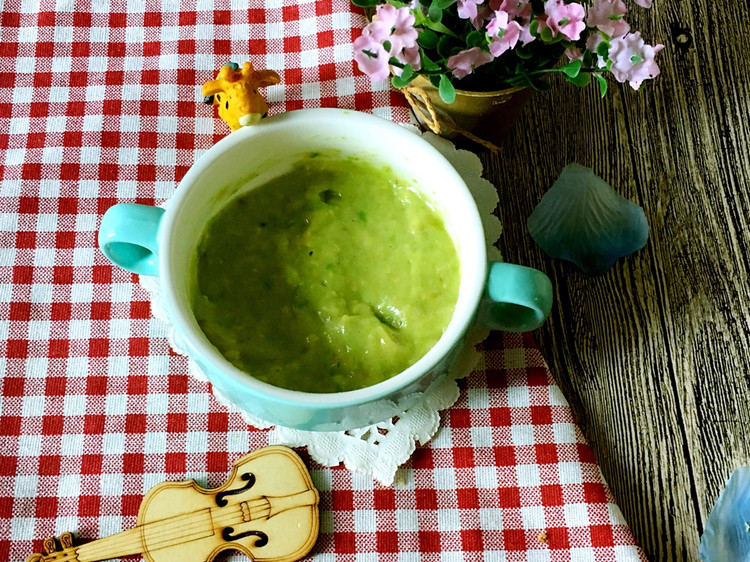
[{"left": 476, "top": 3, "right": 750, "bottom": 561}]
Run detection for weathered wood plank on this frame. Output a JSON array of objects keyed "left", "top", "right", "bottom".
[{"left": 475, "top": 1, "right": 750, "bottom": 559}]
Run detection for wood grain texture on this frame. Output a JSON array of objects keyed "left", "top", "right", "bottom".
[{"left": 474, "top": 2, "right": 750, "bottom": 560}]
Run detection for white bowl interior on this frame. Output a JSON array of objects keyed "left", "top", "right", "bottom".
[{"left": 162, "top": 109, "right": 486, "bottom": 406}]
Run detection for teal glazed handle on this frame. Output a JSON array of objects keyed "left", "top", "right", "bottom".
[
  {"left": 98, "top": 203, "right": 165, "bottom": 276},
  {"left": 478, "top": 262, "right": 553, "bottom": 332}
]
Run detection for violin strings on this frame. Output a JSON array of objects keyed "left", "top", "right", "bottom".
[
  {"left": 78, "top": 506, "right": 252, "bottom": 559},
  {"left": 78, "top": 508, "right": 239, "bottom": 557},
  {"left": 78, "top": 513, "right": 213, "bottom": 559},
  {"left": 79, "top": 514, "right": 229, "bottom": 559},
  {"left": 79, "top": 493, "right": 311, "bottom": 559}
]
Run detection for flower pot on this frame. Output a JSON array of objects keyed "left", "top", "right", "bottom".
[{"left": 401, "top": 75, "right": 532, "bottom": 150}]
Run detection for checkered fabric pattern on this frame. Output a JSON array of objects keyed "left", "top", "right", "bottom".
[{"left": 0, "top": 1, "right": 645, "bottom": 560}]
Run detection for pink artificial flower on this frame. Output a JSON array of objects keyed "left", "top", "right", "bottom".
[
  {"left": 353, "top": 35, "right": 391, "bottom": 81},
  {"left": 368, "top": 3, "right": 418, "bottom": 55},
  {"left": 486, "top": 9, "right": 508, "bottom": 35},
  {"left": 565, "top": 46, "right": 583, "bottom": 61},
  {"left": 587, "top": 0, "right": 629, "bottom": 38},
  {"left": 447, "top": 47, "right": 494, "bottom": 79},
  {"left": 353, "top": 3, "right": 421, "bottom": 81},
  {"left": 608, "top": 31, "right": 664, "bottom": 89},
  {"left": 457, "top": 0, "right": 484, "bottom": 21},
  {"left": 495, "top": 0, "right": 531, "bottom": 20},
  {"left": 634, "top": 0, "right": 652, "bottom": 7},
  {"left": 518, "top": 21, "right": 536, "bottom": 45},
  {"left": 467, "top": 4, "right": 490, "bottom": 29},
  {"left": 543, "top": 0, "right": 586, "bottom": 41},
  {"left": 393, "top": 45, "right": 422, "bottom": 75},
  {"left": 487, "top": 11, "right": 523, "bottom": 57},
  {"left": 494, "top": 0, "right": 534, "bottom": 44},
  {"left": 586, "top": 31, "right": 603, "bottom": 52}
]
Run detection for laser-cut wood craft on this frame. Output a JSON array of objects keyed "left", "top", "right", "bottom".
[{"left": 26, "top": 445, "right": 320, "bottom": 562}]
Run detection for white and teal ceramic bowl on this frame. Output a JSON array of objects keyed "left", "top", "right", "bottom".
[{"left": 98, "top": 108, "right": 552, "bottom": 431}]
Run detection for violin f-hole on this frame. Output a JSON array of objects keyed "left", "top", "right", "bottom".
[
  {"left": 215, "top": 472, "right": 256, "bottom": 506},
  {"left": 221, "top": 528, "right": 269, "bottom": 546}
]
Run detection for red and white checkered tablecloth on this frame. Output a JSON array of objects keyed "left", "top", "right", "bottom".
[{"left": 0, "top": 1, "right": 646, "bottom": 560}]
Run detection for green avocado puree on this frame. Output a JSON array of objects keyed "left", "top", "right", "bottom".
[{"left": 191, "top": 152, "right": 460, "bottom": 393}]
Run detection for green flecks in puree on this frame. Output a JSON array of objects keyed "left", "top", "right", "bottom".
[{"left": 191, "top": 153, "right": 460, "bottom": 393}]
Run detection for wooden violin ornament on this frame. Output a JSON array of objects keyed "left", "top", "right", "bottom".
[{"left": 26, "top": 445, "right": 320, "bottom": 562}]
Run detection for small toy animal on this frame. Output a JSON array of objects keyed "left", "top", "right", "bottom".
[{"left": 202, "top": 61, "right": 281, "bottom": 131}]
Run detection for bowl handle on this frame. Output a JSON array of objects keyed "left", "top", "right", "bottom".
[
  {"left": 98, "top": 203, "right": 165, "bottom": 276},
  {"left": 477, "top": 262, "right": 553, "bottom": 332}
]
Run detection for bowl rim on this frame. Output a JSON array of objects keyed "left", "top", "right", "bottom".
[{"left": 160, "top": 107, "right": 488, "bottom": 409}]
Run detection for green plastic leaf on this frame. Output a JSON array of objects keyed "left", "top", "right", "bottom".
[
  {"left": 566, "top": 71, "right": 591, "bottom": 87},
  {"left": 419, "top": 50, "right": 441, "bottom": 72},
  {"left": 515, "top": 45, "right": 534, "bottom": 60},
  {"left": 350, "top": 0, "right": 380, "bottom": 6},
  {"left": 436, "top": 0, "right": 457, "bottom": 8},
  {"left": 391, "top": 65, "right": 415, "bottom": 88},
  {"left": 391, "top": 75, "right": 413, "bottom": 89},
  {"left": 539, "top": 26, "right": 554, "bottom": 42},
  {"left": 561, "top": 60, "right": 582, "bottom": 78},
  {"left": 418, "top": 28, "right": 439, "bottom": 49},
  {"left": 423, "top": 19, "right": 459, "bottom": 37},
  {"left": 428, "top": 0, "right": 443, "bottom": 22},
  {"left": 438, "top": 74, "right": 456, "bottom": 103},
  {"left": 437, "top": 35, "right": 459, "bottom": 58},
  {"left": 530, "top": 76, "right": 552, "bottom": 92},
  {"left": 596, "top": 40, "right": 611, "bottom": 58},
  {"left": 508, "top": 69, "right": 533, "bottom": 88},
  {"left": 412, "top": 7, "right": 429, "bottom": 26},
  {"left": 429, "top": 74, "right": 441, "bottom": 87},
  {"left": 466, "top": 30, "right": 485, "bottom": 48},
  {"left": 529, "top": 19, "right": 539, "bottom": 37},
  {"left": 595, "top": 74, "right": 608, "bottom": 97}
]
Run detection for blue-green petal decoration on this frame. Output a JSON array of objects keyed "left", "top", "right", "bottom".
[
  {"left": 527, "top": 163, "right": 649, "bottom": 275},
  {"left": 699, "top": 467, "right": 750, "bottom": 561}
]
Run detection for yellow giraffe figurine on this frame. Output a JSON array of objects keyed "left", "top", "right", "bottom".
[{"left": 202, "top": 61, "right": 281, "bottom": 130}]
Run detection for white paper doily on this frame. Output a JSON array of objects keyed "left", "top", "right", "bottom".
[{"left": 140, "top": 129, "right": 502, "bottom": 485}]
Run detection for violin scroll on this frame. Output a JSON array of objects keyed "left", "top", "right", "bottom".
[{"left": 26, "top": 532, "right": 76, "bottom": 562}]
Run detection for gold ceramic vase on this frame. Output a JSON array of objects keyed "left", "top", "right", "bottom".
[{"left": 401, "top": 75, "right": 531, "bottom": 150}]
